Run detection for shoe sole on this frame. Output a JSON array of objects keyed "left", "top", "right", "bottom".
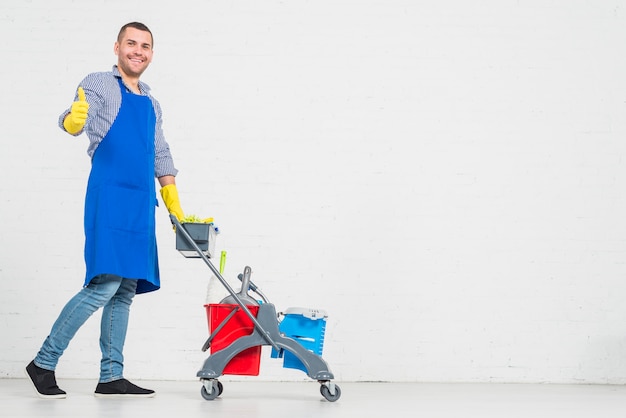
[
  {"left": 24, "top": 368, "right": 67, "bottom": 400},
  {"left": 94, "top": 392, "right": 156, "bottom": 398}
]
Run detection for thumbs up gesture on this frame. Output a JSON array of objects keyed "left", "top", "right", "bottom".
[{"left": 63, "top": 87, "right": 89, "bottom": 135}]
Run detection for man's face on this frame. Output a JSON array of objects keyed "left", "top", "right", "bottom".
[{"left": 114, "top": 27, "right": 153, "bottom": 78}]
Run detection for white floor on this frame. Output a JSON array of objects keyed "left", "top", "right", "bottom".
[{"left": 4, "top": 378, "right": 626, "bottom": 418}]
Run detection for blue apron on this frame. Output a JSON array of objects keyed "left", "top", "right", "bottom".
[{"left": 83, "top": 78, "right": 159, "bottom": 294}]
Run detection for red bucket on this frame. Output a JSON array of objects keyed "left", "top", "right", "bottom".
[{"left": 205, "top": 303, "right": 261, "bottom": 376}]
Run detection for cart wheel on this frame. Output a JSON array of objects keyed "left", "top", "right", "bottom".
[
  {"left": 320, "top": 383, "right": 341, "bottom": 402},
  {"left": 200, "top": 380, "right": 223, "bottom": 400}
]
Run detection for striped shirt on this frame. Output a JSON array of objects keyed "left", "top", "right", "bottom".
[{"left": 58, "top": 65, "right": 178, "bottom": 177}]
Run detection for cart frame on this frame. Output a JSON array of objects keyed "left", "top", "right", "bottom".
[{"left": 172, "top": 216, "right": 341, "bottom": 402}]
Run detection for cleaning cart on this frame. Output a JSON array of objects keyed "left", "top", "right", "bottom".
[{"left": 172, "top": 216, "right": 342, "bottom": 402}]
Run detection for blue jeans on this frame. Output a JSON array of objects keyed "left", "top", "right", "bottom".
[{"left": 34, "top": 274, "right": 137, "bottom": 383}]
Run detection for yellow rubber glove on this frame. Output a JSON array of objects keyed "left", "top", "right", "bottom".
[
  {"left": 63, "top": 87, "right": 89, "bottom": 134},
  {"left": 160, "top": 184, "right": 185, "bottom": 222}
]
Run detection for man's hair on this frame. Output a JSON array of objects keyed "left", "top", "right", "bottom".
[{"left": 117, "top": 22, "right": 153, "bottom": 47}]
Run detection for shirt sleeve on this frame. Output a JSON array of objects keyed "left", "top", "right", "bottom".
[
  {"left": 57, "top": 72, "right": 111, "bottom": 158},
  {"left": 152, "top": 98, "right": 179, "bottom": 178},
  {"left": 57, "top": 80, "right": 103, "bottom": 136}
]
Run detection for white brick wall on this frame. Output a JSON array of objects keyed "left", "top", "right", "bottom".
[{"left": 1, "top": 0, "right": 626, "bottom": 383}]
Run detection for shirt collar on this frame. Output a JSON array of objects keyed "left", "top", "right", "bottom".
[{"left": 112, "top": 65, "right": 151, "bottom": 94}]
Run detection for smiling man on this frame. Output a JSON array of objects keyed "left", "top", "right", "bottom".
[{"left": 26, "top": 22, "right": 185, "bottom": 399}]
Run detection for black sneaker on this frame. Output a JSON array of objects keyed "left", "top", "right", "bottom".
[
  {"left": 94, "top": 379, "right": 155, "bottom": 398},
  {"left": 25, "top": 360, "right": 67, "bottom": 399}
]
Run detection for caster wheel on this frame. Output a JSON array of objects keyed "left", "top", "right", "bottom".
[
  {"left": 320, "top": 383, "right": 341, "bottom": 402},
  {"left": 200, "top": 380, "right": 223, "bottom": 400}
]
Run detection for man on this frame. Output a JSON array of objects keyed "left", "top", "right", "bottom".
[{"left": 26, "top": 22, "right": 184, "bottom": 399}]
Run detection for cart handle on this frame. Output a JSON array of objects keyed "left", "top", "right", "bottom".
[{"left": 170, "top": 215, "right": 279, "bottom": 351}]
